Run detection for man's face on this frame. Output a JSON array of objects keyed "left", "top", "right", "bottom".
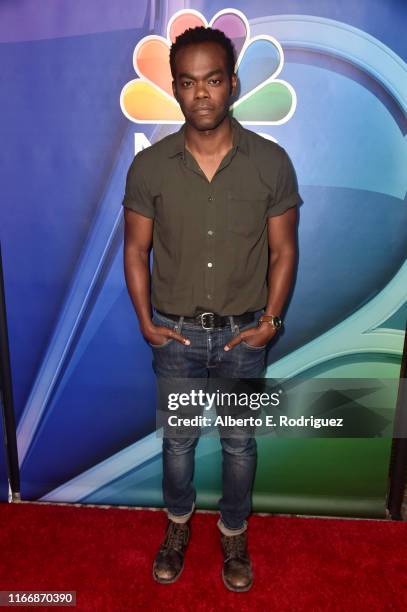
[{"left": 171, "top": 41, "right": 237, "bottom": 131}]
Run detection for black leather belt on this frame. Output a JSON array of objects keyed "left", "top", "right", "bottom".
[{"left": 156, "top": 310, "right": 255, "bottom": 330}]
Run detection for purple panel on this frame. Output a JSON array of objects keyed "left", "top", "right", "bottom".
[{"left": 0, "top": 0, "right": 151, "bottom": 42}]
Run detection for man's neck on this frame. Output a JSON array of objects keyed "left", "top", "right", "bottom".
[{"left": 184, "top": 115, "right": 233, "bottom": 158}]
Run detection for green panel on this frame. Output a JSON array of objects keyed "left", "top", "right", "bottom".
[{"left": 194, "top": 437, "right": 391, "bottom": 518}]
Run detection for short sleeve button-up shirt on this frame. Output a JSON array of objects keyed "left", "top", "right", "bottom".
[{"left": 123, "top": 116, "right": 303, "bottom": 317}]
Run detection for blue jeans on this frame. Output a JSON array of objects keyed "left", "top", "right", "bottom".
[{"left": 150, "top": 309, "right": 266, "bottom": 533}]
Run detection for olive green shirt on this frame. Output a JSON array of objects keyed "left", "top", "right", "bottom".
[{"left": 122, "top": 116, "right": 303, "bottom": 316}]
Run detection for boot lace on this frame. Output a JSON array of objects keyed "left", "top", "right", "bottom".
[
  {"left": 222, "top": 533, "right": 248, "bottom": 561},
  {"left": 163, "top": 522, "right": 188, "bottom": 552}
]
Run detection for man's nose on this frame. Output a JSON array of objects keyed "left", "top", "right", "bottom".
[{"left": 195, "top": 81, "right": 209, "bottom": 98}]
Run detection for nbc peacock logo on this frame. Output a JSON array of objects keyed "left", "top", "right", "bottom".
[{"left": 120, "top": 8, "right": 296, "bottom": 125}]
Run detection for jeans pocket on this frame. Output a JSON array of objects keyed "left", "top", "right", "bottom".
[
  {"left": 237, "top": 311, "right": 267, "bottom": 350},
  {"left": 149, "top": 312, "right": 179, "bottom": 348},
  {"left": 149, "top": 337, "right": 175, "bottom": 349},
  {"left": 240, "top": 339, "right": 267, "bottom": 350}
]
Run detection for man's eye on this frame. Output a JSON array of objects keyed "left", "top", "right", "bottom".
[
  {"left": 182, "top": 81, "right": 192, "bottom": 87},
  {"left": 209, "top": 79, "right": 221, "bottom": 85}
]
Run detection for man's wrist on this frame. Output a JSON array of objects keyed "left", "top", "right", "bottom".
[
  {"left": 258, "top": 314, "right": 283, "bottom": 330},
  {"left": 140, "top": 318, "right": 155, "bottom": 335}
]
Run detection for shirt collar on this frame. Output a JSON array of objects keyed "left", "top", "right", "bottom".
[{"left": 167, "top": 115, "right": 249, "bottom": 158}]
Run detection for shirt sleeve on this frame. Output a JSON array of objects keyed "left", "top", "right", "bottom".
[
  {"left": 267, "top": 149, "right": 303, "bottom": 217},
  {"left": 122, "top": 151, "right": 155, "bottom": 219}
]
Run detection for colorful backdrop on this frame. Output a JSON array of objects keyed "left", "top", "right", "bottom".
[{"left": 0, "top": 0, "right": 406, "bottom": 516}]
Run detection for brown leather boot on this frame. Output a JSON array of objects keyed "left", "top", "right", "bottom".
[
  {"left": 221, "top": 530, "right": 253, "bottom": 592},
  {"left": 152, "top": 520, "right": 190, "bottom": 584}
]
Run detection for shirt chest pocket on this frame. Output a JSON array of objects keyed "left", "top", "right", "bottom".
[{"left": 227, "top": 191, "right": 269, "bottom": 237}]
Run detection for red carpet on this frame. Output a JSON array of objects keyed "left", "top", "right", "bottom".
[{"left": 0, "top": 502, "right": 406, "bottom": 611}]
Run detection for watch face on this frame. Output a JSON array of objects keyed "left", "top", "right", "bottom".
[{"left": 272, "top": 316, "right": 282, "bottom": 329}]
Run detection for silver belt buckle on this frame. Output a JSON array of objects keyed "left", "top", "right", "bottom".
[{"left": 200, "top": 312, "right": 215, "bottom": 330}]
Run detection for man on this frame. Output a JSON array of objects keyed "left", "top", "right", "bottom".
[{"left": 122, "top": 26, "right": 302, "bottom": 592}]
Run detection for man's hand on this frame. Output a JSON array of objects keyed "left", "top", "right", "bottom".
[
  {"left": 224, "top": 322, "right": 277, "bottom": 351},
  {"left": 142, "top": 323, "right": 191, "bottom": 347}
]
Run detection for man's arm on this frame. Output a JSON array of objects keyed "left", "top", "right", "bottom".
[
  {"left": 123, "top": 208, "right": 154, "bottom": 332},
  {"left": 264, "top": 205, "right": 298, "bottom": 317},
  {"left": 123, "top": 208, "right": 190, "bottom": 346},
  {"left": 224, "top": 206, "right": 298, "bottom": 350}
]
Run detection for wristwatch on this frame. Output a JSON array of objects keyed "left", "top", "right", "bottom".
[{"left": 257, "top": 314, "right": 283, "bottom": 330}]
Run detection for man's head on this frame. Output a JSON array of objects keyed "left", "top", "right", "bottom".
[{"left": 170, "top": 27, "right": 237, "bottom": 131}]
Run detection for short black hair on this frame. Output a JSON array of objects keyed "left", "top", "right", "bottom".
[{"left": 169, "top": 26, "right": 236, "bottom": 79}]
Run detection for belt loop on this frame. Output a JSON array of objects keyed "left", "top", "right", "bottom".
[
  {"left": 175, "top": 316, "right": 184, "bottom": 334},
  {"left": 229, "top": 315, "right": 238, "bottom": 334}
]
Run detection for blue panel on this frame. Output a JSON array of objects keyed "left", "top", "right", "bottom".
[
  {"left": 0, "top": 403, "right": 9, "bottom": 501},
  {"left": 0, "top": 28, "right": 150, "bottom": 421}
]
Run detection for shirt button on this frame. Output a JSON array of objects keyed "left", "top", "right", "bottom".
[
  {"left": 207, "top": 294, "right": 212, "bottom": 300},
  {"left": 207, "top": 262, "right": 213, "bottom": 268},
  {"left": 208, "top": 196, "right": 214, "bottom": 202},
  {"left": 208, "top": 230, "right": 213, "bottom": 236}
]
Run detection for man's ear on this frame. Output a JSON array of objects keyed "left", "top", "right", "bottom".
[{"left": 230, "top": 73, "right": 237, "bottom": 97}]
